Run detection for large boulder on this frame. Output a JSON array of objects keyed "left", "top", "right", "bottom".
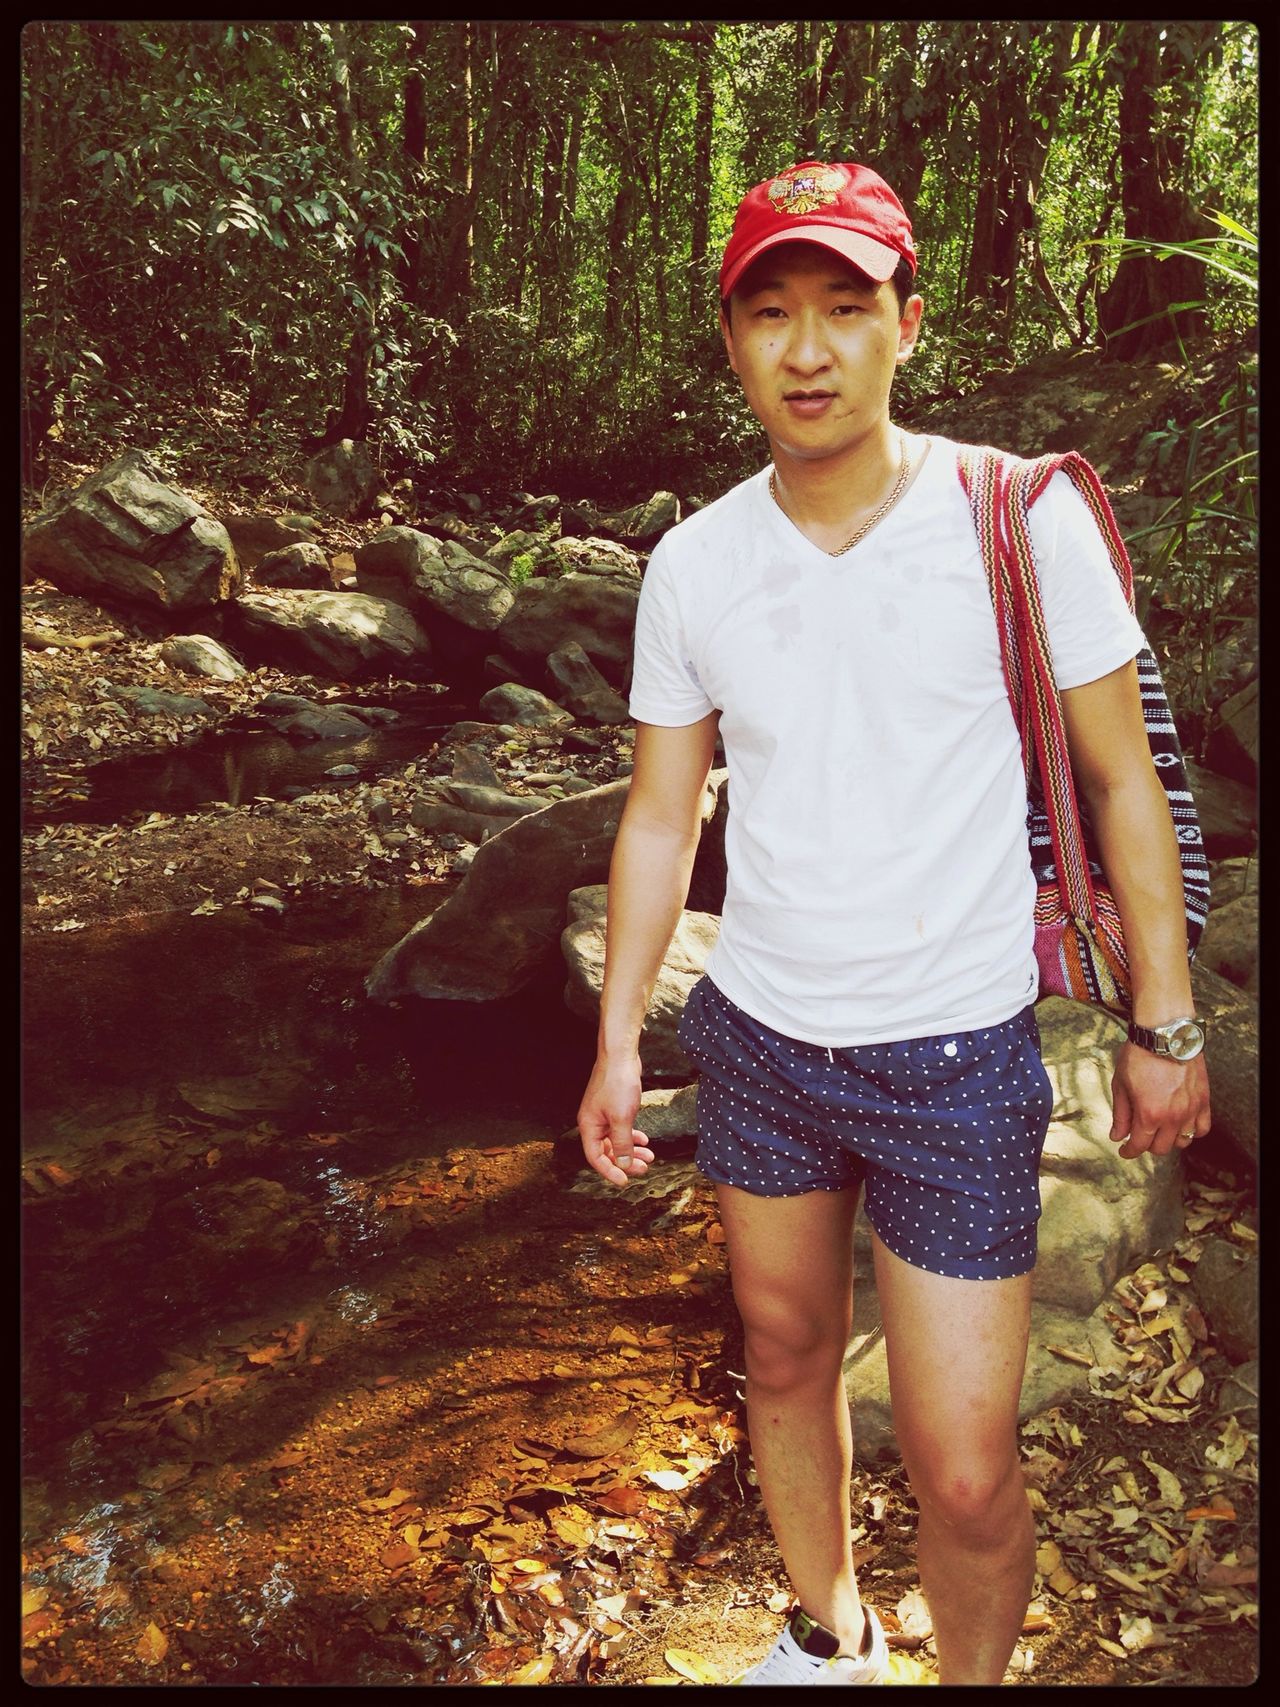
[
  {"left": 497, "top": 573, "right": 640, "bottom": 689},
  {"left": 1197, "top": 892, "right": 1258, "bottom": 995},
  {"left": 222, "top": 512, "right": 321, "bottom": 574},
  {"left": 546, "top": 642, "right": 631, "bottom": 724},
  {"left": 846, "top": 1295, "right": 1131, "bottom": 1461},
  {"left": 1192, "top": 1237, "right": 1258, "bottom": 1363},
  {"left": 160, "top": 635, "right": 247, "bottom": 682},
  {"left": 1184, "top": 760, "right": 1257, "bottom": 858},
  {"left": 1189, "top": 963, "right": 1258, "bottom": 1168},
  {"left": 478, "top": 683, "right": 574, "bottom": 729},
  {"left": 233, "top": 590, "right": 432, "bottom": 680},
  {"left": 594, "top": 491, "right": 681, "bottom": 550},
  {"left": 355, "top": 527, "right": 514, "bottom": 680},
  {"left": 1205, "top": 680, "right": 1258, "bottom": 787},
  {"left": 253, "top": 692, "right": 374, "bottom": 741},
  {"left": 305, "top": 439, "right": 378, "bottom": 519},
  {"left": 561, "top": 885, "right": 721, "bottom": 1077},
  {"left": 366, "top": 778, "right": 636, "bottom": 1003},
  {"left": 255, "top": 542, "right": 333, "bottom": 590},
  {"left": 550, "top": 536, "right": 641, "bottom": 578},
  {"left": 369, "top": 769, "right": 723, "bottom": 1005},
  {"left": 408, "top": 783, "right": 547, "bottom": 843},
  {"left": 1207, "top": 856, "right": 1258, "bottom": 910},
  {"left": 22, "top": 450, "right": 241, "bottom": 613}
]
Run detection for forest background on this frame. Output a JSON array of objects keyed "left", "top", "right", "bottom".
[{"left": 21, "top": 18, "right": 1258, "bottom": 502}]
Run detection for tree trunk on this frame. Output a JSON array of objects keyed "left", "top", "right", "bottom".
[
  {"left": 1096, "top": 23, "right": 1212, "bottom": 359},
  {"left": 689, "top": 25, "right": 715, "bottom": 327},
  {"left": 317, "top": 21, "right": 372, "bottom": 445}
]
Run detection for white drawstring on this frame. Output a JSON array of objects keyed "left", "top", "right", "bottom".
[{"left": 827, "top": 1046, "right": 834, "bottom": 1063}]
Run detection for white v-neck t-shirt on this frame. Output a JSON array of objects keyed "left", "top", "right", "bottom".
[{"left": 627, "top": 435, "right": 1145, "bottom": 1046}]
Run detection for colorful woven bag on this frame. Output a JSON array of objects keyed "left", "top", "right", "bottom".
[{"left": 957, "top": 445, "right": 1210, "bottom": 1017}]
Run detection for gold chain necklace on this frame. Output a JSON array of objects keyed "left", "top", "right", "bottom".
[{"left": 769, "top": 433, "right": 911, "bottom": 557}]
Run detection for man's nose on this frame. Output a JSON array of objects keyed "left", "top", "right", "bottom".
[{"left": 783, "top": 312, "right": 833, "bottom": 372}]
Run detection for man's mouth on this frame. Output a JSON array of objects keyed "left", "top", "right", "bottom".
[{"left": 784, "top": 389, "right": 835, "bottom": 400}]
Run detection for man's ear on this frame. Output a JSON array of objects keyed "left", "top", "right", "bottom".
[
  {"left": 895, "top": 294, "right": 924, "bottom": 365},
  {"left": 720, "top": 303, "right": 738, "bottom": 374}
]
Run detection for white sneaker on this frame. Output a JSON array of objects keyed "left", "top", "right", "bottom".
[{"left": 734, "top": 1605, "right": 889, "bottom": 1686}]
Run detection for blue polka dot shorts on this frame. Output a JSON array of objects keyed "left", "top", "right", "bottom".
[{"left": 676, "top": 975, "right": 1055, "bottom": 1281}]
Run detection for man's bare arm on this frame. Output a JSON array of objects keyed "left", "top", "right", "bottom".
[
  {"left": 577, "top": 712, "right": 721, "bottom": 1185},
  {"left": 1060, "top": 660, "right": 1211, "bottom": 1159}
]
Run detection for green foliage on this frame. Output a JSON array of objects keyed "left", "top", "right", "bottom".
[{"left": 21, "top": 20, "right": 1258, "bottom": 495}]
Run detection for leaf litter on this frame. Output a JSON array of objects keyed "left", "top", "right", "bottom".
[{"left": 21, "top": 1130, "right": 1255, "bottom": 1687}]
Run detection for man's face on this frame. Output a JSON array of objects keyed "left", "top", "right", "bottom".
[{"left": 721, "top": 243, "right": 923, "bottom": 465}]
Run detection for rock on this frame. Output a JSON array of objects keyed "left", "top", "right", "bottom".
[
  {"left": 478, "top": 683, "right": 574, "bottom": 729},
  {"left": 497, "top": 572, "right": 639, "bottom": 688},
  {"left": 507, "top": 492, "right": 560, "bottom": 528},
  {"left": 451, "top": 744, "right": 502, "bottom": 787},
  {"left": 305, "top": 439, "right": 378, "bottom": 518},
  {"left": 546, "top": 641, "right": 631, "bottom": 724},
  {"left": 1196, "top": 892, "right": 1258, "bottom": 994},
  {"left": 1207, "top": 856, "right": 1258, "bottom": 910},
  {"left": 323, "top": 764, "right": 360, "bottom": 779},
  {"left": 561, "top": 884, "right": 720, "bottom": 1077},
  {"left": 222, "top": 513, "right": 320, "bottom": 574},
  {"left": 105, "top": 684, "right": 214, "bottom": 719},
  {"left": 551, "top": 536, "right": 641, "bottom": 578},
  {"left": 1189, "top": 963, "right": 1257, "bottom": 1167},
  {"left": 1216, "top": 1359, "right": 1259, "bottom": 1421},
  {"left": 367, "top": 779, "right": 634, "bottom": 1003},
  {"left": 408, "top": 785, "right": 545, "bottom": 843},
  {"left": 255, "top": 542, "right": 332, "bottom": 589},
  {"left": 634, "top": 1083, "right": 699, "bottom": 1143},
  {"left": 246, "top": 893, "right": 286, "bottom": 914},
  {"left": 1205, "top": 679, "right": 1258, "bottom": 787},
  {"left": 482, "top": 653, "right": 527, "bottom": 687},
  {"left": 254, "top": 692, "right": 373, "bottom": 741},
  {"left": 595, "top": 491, "right": 682, "bottom": 550},
  {"left": 1184, "top": 759, "right": 1257, "bottom": 858},
  {"left": 233, "top": 590, "right": 432, "bottom": 680},
  {"left": 355, "top": 527, "right": 514, "bottom": 680},
  {"left": 846, "top": 1295, "right": 1130, "bottom": 1462},
  {"left": 687, "top": 767, "right": 730, "bottom": 915},
  {"left": 486, "top": 530, "right": 558, "bottom": 577},
  {"left": 1192, "top": 1237, "right": 1258, "bottom": 1362},
  {"left": 23, "top": 449, "right": 241, "bottom": 612},
  {"left": 160, "top": 635, "right": 246, "bottom": 682},
  {"left": 369, "top": 797, "right": 393, "bottom": 826}
]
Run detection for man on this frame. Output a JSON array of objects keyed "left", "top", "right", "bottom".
[{"left": 576, "top": 161, "right": 1210, "bottom": 1687}]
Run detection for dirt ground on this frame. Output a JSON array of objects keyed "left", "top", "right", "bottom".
[
  {"left": 20, "top": 1121, "right": 1259, "bottom": 1687},
  {"left": 20, "top": 471, "right": 1258, "bottom": 1687}
]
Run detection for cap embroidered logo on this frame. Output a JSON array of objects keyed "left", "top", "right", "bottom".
[{"left": 767, "top": 164, "right": 845, "bottom": 217}]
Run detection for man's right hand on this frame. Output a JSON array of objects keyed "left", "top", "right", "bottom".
[{"left": 577, "top": 1053, "right": 655, "bottom": 1187}]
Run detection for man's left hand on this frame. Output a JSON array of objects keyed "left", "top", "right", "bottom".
[{"left": 1109, "top": 1043, "right": 1211, "bottom": 1159}]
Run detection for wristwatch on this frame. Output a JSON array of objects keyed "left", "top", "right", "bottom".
[{"left": 1126, "top": 1016, "right": 1206, "bottom": 1061}]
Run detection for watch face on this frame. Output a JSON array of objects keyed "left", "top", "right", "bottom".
[{"left": 1168, "top": 1022, "right": 1205, "bottom": 1061}]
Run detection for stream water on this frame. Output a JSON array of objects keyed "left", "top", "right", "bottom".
[
  {"left": 29, "top": 693, "right": 475, "bottom": 826},
  {"left": 22, "top": 886, "right": 602, "bottom": 1524}
]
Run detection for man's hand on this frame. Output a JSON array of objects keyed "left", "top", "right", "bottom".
[
  {"left": 1109, "top": 1043, "right": 1211, "bottom": 1159},
  {"left": 577, "top": 1051, "right": 655, "bottom": 1187}
]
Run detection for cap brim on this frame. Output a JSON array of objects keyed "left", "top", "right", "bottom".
[{"left": 721, "top": 225, "right": 902, "bottom": 300}]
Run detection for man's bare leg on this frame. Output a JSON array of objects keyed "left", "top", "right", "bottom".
[
  {"left": 872, "top": 1232, "right": 1036, "bottom": 1685},
  {"left": 715, "top": 1181, "right": 868, "bottom": 1655}
]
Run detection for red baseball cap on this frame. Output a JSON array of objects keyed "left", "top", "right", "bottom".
[{"left": 719, "top": 161, "right": 916, "bottom": 301}]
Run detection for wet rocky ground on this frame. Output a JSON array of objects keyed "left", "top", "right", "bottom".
[{"left": 20, "top": 473, "right": 1258, "bottom": 1686}]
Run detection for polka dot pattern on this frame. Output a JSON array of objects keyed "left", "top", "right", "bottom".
[{"left": 677, "top": 975, "right": 1055, "bottom": 1281}]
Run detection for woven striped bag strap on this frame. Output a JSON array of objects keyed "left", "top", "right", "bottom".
[{"left": 957, "top": 444, "right": 1134, "bottom": 930}]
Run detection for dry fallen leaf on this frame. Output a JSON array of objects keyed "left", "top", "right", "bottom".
[
  {"left": 136, "top": 1622, "right": 168, "bottom": 1666},
  {"left": 1186, "top": 1497, "right": 1236, "bottom": 1522},
  {"left": 356, "top": 1487, "right": 417, "bottom": 1514},
  {"left": 894, "top": 1587, "right": 933, "bottom": 1641},
  {"left": 665, "top": 1648, "right": 720, "bottom": 1684},
  {"left": 506, "top": 1652, "right": 555, "bottom": 1684}
]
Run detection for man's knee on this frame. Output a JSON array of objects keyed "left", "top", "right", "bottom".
[
  {"left": 905, "top": 1451, "right": 1028, "bottom": 1545},
  {"left": 737, "top": 1295, "right": 850, "bottom": 1391}
]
